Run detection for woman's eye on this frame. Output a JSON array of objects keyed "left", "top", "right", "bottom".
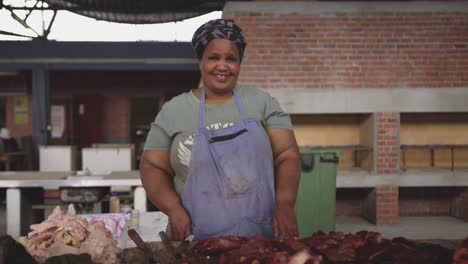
[{"left": 227, "top": 57, "right": 238, "bottom": 62}]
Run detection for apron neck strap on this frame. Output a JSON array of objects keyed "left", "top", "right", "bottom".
[
  {"left": 200, "top": 88, "right": 207, "bottom": 128},
  {"left": 199, "top": 86, "right": 248, "bottom": 128}
]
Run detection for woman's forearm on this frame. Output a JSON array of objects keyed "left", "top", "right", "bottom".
[
  {"left": 274, "top": 151, "right": 301, "bottom": 207},
  {"left": 140, "top": 156, "right": 184, "bottom": 216}
]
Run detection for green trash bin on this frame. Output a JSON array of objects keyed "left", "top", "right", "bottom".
[{"left": 295, "top": 148, "right": 341, "bottom": 238}]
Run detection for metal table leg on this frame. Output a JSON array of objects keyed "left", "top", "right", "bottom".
[
  {"left": 7, "top": 188, "right": 21, "bottom": 238},
  {"left": 7, "top": 188, "right": 37, "bottom": 238}
]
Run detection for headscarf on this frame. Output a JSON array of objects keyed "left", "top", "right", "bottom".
[{"left": 191, "top": 19, "right": 247, "bottom": 62}]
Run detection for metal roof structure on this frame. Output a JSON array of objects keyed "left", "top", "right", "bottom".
[
  {"left": 0, "top": 40, "right": 198, "bottom": 70},
  {"left": 0, "top": 0, "right": 251, "bottom": 39}
]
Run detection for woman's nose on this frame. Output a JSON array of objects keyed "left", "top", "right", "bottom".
[{"left": 216, "top": 60, "right": 228, "bottom": 70}]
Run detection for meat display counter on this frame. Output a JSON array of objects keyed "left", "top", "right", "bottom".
[{"left": 0, "top": 171, "right": 146, "bottom": 239}]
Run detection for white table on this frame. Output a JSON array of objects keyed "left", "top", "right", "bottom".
[
  {"left": 126, "top": 211, "right": 169, "bottom": 248},
  {"left": 0, "top": 171, "right": 147, "bottom": 238}
]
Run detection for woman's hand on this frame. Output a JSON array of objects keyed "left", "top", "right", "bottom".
[
  {"left": 273, "top": 202, "right": 299, "bottom": 239},
  {"left": 168, "top": 207, "right": 192, "bottom": 241}
]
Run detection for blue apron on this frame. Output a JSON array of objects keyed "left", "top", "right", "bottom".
[{"left": 181, "top": 86, "right": 276, "bottom": 240}]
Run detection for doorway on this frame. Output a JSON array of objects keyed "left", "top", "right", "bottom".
[
  {"left": 77, "top": 95, "right": 104, "bottom": 148},
  {"left": 131, "top": 97, "right": 159, "bottom": 168}
]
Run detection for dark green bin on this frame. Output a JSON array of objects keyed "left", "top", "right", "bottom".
[{"left": 295, "top": 148, "right": 341, "bottom": 238}]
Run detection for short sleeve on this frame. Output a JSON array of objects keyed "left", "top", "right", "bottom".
[
  {"left": 143, "top": 105, "right": 172, "bottom": 150},
  {"left": 264, "top": 94, "right": 293, "bottom": 130}
]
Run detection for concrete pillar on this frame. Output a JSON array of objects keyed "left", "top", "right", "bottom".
[{"left": 32, "top": 68, "right": 50, "bottom": 169}]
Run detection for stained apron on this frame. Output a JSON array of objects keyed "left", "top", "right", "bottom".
[{"left": 181, "top": 86, "right": 276, "bottom": 240}]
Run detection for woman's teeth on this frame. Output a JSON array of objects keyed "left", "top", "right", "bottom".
[{"left": 216, "top": 75, "right": 227, "bottom": 81}]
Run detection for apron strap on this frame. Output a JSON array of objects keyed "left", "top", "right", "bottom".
[
  {"left": 233, "top": 87, "right": 248, "bottom": 119},
  {"left": 199, "top": 86, "right": 248, "bottom": 129},
  {"left": 200, "top": 88, "right": 207, "bottom": 128}
]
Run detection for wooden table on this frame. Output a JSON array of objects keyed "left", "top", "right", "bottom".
[{"left": 0, "top": 151, "right": 25, "bottom": 171}]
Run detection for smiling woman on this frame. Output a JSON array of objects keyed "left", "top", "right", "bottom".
[{"left": 140, "top": 19, "right": 302, "bottom": 242}]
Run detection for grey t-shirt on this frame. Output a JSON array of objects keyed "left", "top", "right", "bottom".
[{"left": 144, "top": 85, "right": 292, "bottom": 195}]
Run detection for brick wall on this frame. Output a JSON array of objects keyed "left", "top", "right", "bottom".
[
  {"left": 452, "top": 188, "right": 468, "bottom": 221},
  {"left": 102, "top": 95, "right": 130, "bottom": 143},
  {"left": 376, "top": 112, "right": 399, "bottom": 174},
  {"left": 224, "top": 2, "right": 468, "bottom": 89},
  {"left": 336, "top": 188, "right": 372, "bottom": 216},
  {"left": 399, "top": 187, "right": 456, "bottom": 216}
]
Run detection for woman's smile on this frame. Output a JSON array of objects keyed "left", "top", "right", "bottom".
[{"left": 215, "top": 74, "right": 229, "bottom": 82}]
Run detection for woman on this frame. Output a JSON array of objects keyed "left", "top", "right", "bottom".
[{"left": 140, "top": 19, "right": 301, "bottom": 241}]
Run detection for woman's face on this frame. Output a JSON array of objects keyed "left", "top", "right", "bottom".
[{"left": 200, "top": 38, "right": 240, "bottom": 94}]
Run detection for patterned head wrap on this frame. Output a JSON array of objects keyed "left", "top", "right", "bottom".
[{"left": 192, "top": 19, "right": 247, "bottom": 62}]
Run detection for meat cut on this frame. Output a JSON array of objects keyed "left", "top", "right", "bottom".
[
  {"left": 18, "top": 204, "right": 121, "bottom": 264},
  {"left": 454, "top": 237, "right": 468, "bottom": 264},
  {"left": 191, "top": 235, "right": 321, "bottom": 264},
  {"left": 185, "top": 231, "right": 457, "bottom": 264}
]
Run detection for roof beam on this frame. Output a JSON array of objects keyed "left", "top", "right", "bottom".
[{"left": 0, "top": 40, "right": 199, "bottom": 70}]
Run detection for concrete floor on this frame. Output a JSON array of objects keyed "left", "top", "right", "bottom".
[{"left": 1, "top": 206, "right": 467, "bottom": 241}]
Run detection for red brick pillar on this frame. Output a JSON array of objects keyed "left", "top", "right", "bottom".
[
  {"left": 452, "top": 188, "right": 468, "bottom": 222},
  {"left": 376, "top": 112, "right": 399, "bottom": 174},
  {"left": 362, "top": 113, "right": 400, "bottom": 224}
]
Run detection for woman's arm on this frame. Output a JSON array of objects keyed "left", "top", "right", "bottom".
[
  {"left": 267, "top": 128, "right": 301, "bottom": 239},
  {"left": 139, "top": 150, "right": 191, "bottom": 240}
]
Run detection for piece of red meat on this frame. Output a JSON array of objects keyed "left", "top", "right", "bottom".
[
  {"left": 301, "top": 231, "right": 374, "bottom": 263},
  {"left": 454, "top": 236, "right": 468, "bottom": 264},
  {"left": 191, "top": 236, "right": 247, "bottom": 255},
  {"left": 359, "top": 237, "right": 453, "bottom": 264},
  {"left": 215, "top": 236, "right": 322, "bottom": 264},
  {"left": 355, "top": 231, "right": 383, "bottom": 245}
]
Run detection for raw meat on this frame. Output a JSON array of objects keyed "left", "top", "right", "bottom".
[
  {"left": 192, "top": 235, "right": 322, "bottom": 264},
  {"left": 189, "top": 231, "right": 455, "bottom": 264},
  {"left": 454, "top": 237, "right": 468, "bottom": 264},
  {"left": 191, "top": 236, "right": 247, "bottom": 255},
  {"left": 18, "top": 204, "right": 120, "bottom": 264}
]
